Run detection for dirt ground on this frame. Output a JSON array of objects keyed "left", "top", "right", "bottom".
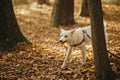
[{"left": 0, "top": 1, "right": 120, "bottom": 80}]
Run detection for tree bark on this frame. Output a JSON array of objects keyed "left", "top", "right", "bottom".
[
  {"left": 51, "top": 0, "right": 75, "bottom": 27},
  {"left": 88, "top": 0, "right": 116, "bottom": 80},
  {"left": 80, "top": 0, "right": 89, "bottom": 17},
  {"left": 37, "top": 0, "right": 49, "bottom": 5},
  {"left": 0, "top": 0, "right": 31, "bottom": 51}
]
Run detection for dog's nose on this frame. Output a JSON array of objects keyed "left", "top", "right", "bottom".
[{"left": 60, "top": 40, "right": 62, "bottom": 43}]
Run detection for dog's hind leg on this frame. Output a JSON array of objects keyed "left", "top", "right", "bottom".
[
  {"left": 61, "top": 46, "right": 72, "bottom": 69},
  {"left": 80, "top": 44, "right": 86, "bottom": 65}
]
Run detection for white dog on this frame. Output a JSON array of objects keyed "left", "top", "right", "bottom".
[{"left": 59, "top": 23, "right": 108, "bottom": 68}]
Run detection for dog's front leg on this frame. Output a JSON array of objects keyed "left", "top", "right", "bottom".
[
  {"left": 61, "top": 45, "right": 72, "bottom": 69},
  {"left": 80, "top": 44, "right": 86, "bottom": 66}
]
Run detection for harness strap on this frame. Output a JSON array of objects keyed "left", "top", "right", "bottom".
[
  {"left": 70, "top": 30, "right": 85, "bottom": 47},
  {"left": 82, "top": 30, "right": 91, "bottom": 39},
  {"left": 70, "top": 29, "right": 91, "bottom": 47}
]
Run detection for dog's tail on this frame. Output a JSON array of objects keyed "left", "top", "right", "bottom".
[
  {"left": 103, "top": 21, "right": 109, "bottom": 42},
  {"left": 104, "top": 21, "right": 107, "bottom": 25},
  {"left": 104, "top": 21, "right": 107, "bottom": 28},
  {"left": 103, "top": 21, "right": 107, "bottom": 31}
]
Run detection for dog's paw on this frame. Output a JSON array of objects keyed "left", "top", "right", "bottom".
[
  {"left": 61, "top": 64, "right": 66, "bottom": 69},
  {"left": 80, "top": 62, "right": 86, "bottom": 67},
  {"left": 61, "top": 65, "right": 65, "bottom": 69},
  {"left": 80, "top": 63, "right": 84, "bottom": 67}
]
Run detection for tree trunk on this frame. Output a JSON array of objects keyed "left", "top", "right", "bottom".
[
  {"left": 51, "top": 0, "right": 75, "bottom": 27},
  {"left": 88, "top": 0, "right": 116, "bottom": 80},
  {"left": 37, "top": 0, "right": 49, "bottom": 5},
  {"left": 80, "top": 0, "right": 89, "bottom": 17},
  {"left": 0, "top": 0, "right": 31, "bottom": 51}
]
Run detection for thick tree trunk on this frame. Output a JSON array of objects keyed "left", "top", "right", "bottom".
[
  {"left": 80, "top": 0, "right": 89, "bottom": 17},
  {"left": 51, "top": 0, "right": 75, "bottom": 27},
  {"left": 88, "top": 0, "right": 116, "bottom": 80},
  {"left": 0, "top": 0, "right": 31, "bottom": 51}
]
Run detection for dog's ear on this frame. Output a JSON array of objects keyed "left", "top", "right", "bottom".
[
  {"left": 70, "top": 28, "right": 76, "bottom": 34},
  {"left": 60, "top": 29, "right": 65, "bottom": 32}
]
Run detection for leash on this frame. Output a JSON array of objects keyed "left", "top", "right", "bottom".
[
  {"left": 82, "top": 30, "right": 120, "bottom": 60},
  {"left": 107, "top": 50, "right": 120, "bottom": 60}
]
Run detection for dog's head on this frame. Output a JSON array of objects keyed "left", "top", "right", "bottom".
[{"left": 59, "top": 28, "right": 75, "bottom": 44}]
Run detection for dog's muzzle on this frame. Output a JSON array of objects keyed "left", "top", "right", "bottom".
[{"left": 59, "top": 40, "right": 67, "bottom": 44}]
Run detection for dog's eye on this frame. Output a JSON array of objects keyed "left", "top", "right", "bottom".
[{"left": 65, "top": 35, "right": 67, "bottom": 38}]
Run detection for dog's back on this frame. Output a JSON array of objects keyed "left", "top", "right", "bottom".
[{"left": 81, "top": 22, "right": 108, "bottom": 44}]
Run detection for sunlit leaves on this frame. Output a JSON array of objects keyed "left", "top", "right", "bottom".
[{"left": 0, "top": 1, "right": 120, "bottom": 80}]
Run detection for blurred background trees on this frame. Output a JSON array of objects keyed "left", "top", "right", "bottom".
[
  {"left": 51, "top": 0, "right": 75, "bottom": 27},
  {"left": 79, "top": 0, "right": 89, "bottom": 17},
  {"left": 37, "top": 0, "right": 50, "bottom": 5},
  {"left": 0, "top": 0, "right": 119, "bottom": 79}
]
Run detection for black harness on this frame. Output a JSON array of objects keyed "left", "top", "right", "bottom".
[
  {"left": 83, "top": 30, "right": 91, "bottom": 39},
  {"left": 70, "top": 30, "right": 91, "bottom": 47}
]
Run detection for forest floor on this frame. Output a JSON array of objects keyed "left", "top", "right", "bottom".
[{"left": 0, "top": 1, "right": 120, "bottom": 80}]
